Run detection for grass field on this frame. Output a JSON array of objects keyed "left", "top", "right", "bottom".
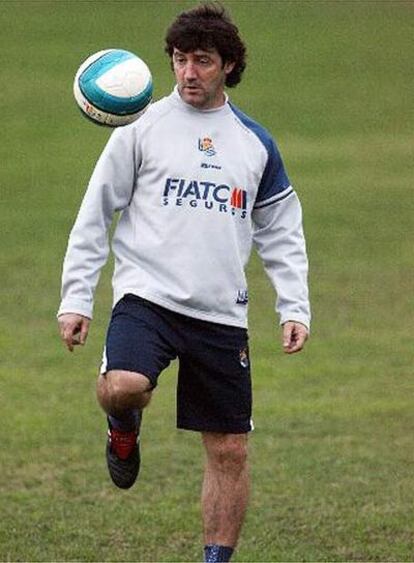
[{"left": 0, "top": 0, "right": 413, "bottom": 561}]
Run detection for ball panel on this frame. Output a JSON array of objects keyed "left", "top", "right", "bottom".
[
  {"left": 78, "top": 50, "right": 136, "bottom": 85},
  {"left": 73, "top": 49, "right": 115, "bottom": 84},
  {"left": 80, "top": 80, "right": 152, "bottom": 116},
  {"left": 80, "top": 58, "right": 152, "bottom": 115},
  {"left": 96, "top": 58, "right": 151, "bottom": 97},
  {"left": 73, "top": 75, "right": 150, "bottom": 126}
]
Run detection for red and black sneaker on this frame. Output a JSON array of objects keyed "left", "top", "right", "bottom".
[{"left": 106, "top": 419, "right": 141, "bottom": 489}]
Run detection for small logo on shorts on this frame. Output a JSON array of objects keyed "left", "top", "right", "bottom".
[{"left": 239, "top": 347, "right": 249, "bottom": 368}]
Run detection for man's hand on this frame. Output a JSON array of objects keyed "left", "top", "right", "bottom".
[
  {"left": 58, "top": 313, "right": 91, "bottom": 352},
  {"left": 282, "top": 321, "right": 309, "bottom": 354}
]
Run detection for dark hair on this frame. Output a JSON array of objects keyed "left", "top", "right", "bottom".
[{"left": 164, "top": 2, "right": 246, "bottom": 87}]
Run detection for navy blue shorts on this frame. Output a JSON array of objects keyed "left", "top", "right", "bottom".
[{"left": 101, "top": 294, "right": 252, "bottom": 434}]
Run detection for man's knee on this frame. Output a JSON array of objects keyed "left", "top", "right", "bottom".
[
  {"left": 97, "top": 370, "right": 153, "bottom": 413},
  {"left": 203, "top": 433, "right": 249, "bottom": 472}
]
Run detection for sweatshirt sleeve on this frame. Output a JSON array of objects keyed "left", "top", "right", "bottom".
[
  {"left": 252, "top": 191, "right": 310, "bottom": 329},
  {"left": 57, "top": 125, "right": 139, "bottom": 319},
  {"left": 251, "top": 136, "right": 310, "bottom": 329}
]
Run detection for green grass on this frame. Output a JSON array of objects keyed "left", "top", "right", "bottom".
[{"left": 0, "top": 0, "right": 413, "bottom": 561}]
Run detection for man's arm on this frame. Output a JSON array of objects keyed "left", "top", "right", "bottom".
[
  {"left": 252, "top": 190, "right": 310, "bottom": 352},
  {"left": 57, "top": 125, "right": 139, "bottom": 344}
]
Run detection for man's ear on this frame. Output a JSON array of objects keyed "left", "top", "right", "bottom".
[{"left": 224, "top": 61, "right": 235, "bottom": 75}]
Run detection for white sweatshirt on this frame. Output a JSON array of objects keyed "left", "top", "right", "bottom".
[{"left": 58, "top": 88, "right": 310, "bottom": 329}]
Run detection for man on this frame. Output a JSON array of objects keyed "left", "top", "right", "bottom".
[{"left": 58, "top": 4, "right": 310, "bottom": 562}]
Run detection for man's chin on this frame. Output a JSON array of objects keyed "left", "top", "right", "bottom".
[{"left": 179, "top": 87, "right": 206, "bottom": 108}]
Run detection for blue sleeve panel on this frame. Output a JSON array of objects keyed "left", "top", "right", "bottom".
[{"left": 229, "top": 103, "right": 291, "bottom": 205}]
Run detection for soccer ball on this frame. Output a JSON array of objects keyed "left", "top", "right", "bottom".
[{"left": 73, "top": 49, "right": 153, "bottom": 127}]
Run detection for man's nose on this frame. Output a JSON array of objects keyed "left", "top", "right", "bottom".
[{"left": 184, "top": 62, "right": 197, "bottom": 80}]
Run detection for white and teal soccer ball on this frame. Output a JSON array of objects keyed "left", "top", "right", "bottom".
[{"left": 73, "top": 49, "right": 153, "bottom": 127}]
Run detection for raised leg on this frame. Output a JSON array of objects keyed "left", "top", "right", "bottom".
[{"left": 97, "top": 369, "right": 153, "bottom": 489}]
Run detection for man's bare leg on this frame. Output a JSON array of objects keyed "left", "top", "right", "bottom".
[{"left": 201, "top": 432, "right": 249, "bottom": 561}]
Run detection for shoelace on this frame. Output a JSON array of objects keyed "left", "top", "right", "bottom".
[{"left": 108, "top": 429, "right": 138, "bottom": 460}]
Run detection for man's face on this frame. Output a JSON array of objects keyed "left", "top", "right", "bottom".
[{"left": 172, "top": 47, "right": 235, "bottom": 110}]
